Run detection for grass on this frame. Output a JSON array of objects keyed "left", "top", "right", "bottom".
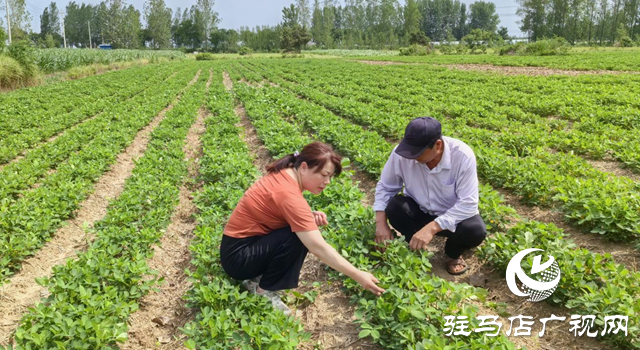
[{"left": 0, "top": 55, "right": 40, "bottom": 91}]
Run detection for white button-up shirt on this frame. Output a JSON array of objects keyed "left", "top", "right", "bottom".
[{"left": 373, "top": 136, "right": 479, "bottom": 232}]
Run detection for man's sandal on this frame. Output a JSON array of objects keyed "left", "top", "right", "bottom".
[{"left": 446, "top": 257, "right": 469, "bottom": 275}]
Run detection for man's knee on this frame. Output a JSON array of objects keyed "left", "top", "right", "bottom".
[
  {"left": 458, "top": 216, "right": 487, "bottom": 246},
  {"left": 385, "top": 195, "right": 411, "bottom": 220}
]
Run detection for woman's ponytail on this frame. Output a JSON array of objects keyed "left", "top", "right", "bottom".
[
  {"left": 265, "top": 142, "right": 342, "bottom": 177},
  {"left": 266, "top": 153, "right": 298, "bottom": 173}
]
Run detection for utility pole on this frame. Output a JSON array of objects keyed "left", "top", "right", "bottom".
[
  {"left": 5, "top": 0, "right": 11, "bottom": 44},
  {"left": 88, "top": 21, "right": 92, "bottom": 48},
  {"left": 60, "top": 13, "right": 66, "bottom": 48}
]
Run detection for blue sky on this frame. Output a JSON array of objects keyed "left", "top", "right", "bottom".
[{"left": 20, "top": 0, "right": 523, "bottom": 37}]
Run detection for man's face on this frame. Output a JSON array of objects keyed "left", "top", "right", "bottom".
[{"left": 414, "top": 139, "right": 442, "bottom": 164}]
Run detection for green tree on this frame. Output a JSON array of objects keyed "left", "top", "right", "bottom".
[
  {"left": 469, "top": 1, "right": 500, "bottom": 33},
  {"left": 497, "top": 26, "right": 509, "bottom": 39},
  {"left": 196, "top": 0, "right": 219, "bottom": 49},
  {"left": 402, "top": 0, "right": 421, "bottom": 43},
  {"left": 65, "top": 2, "right": 95, "bottom": 47},
  {"left": 7, "top": 0, "right": 32, "bottom": 40},
  {"left": 311, "top": 0, "right": 323, "bottom": 44},
  {"left": 518, "top": 0, "right": 549, "bottom": 40},
  {"left": 322, "top": 0, "right": 335, "bottom": 48},
  {"left": 40, "top": 2, "right": 61, "bottom": 40},
  {"left": 296, "top": 0, "right": 311, "bottom": 27},
  {"left": 144, "top": 0, "right": 172, "bottom": 48},
  {"left": 280, "top": 4, "right": 310, "bottom": 52}
]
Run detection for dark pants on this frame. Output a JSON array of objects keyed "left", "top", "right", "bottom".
[
  {"left": 385, "top": 195, "right": 486, "bottom": 259},
  {"left": 220, "top": 226, "right": 308, "bottom": 291}
]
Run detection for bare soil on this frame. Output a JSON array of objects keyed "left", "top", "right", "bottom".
[
  {"left": 0, "top": 70, "right": 201, "bottom": 346},
  {"left": 355, "top": 60, "right": 635, "bottom": 76},
  {"left": 587, "top": 159, "right": 640, "bottom": 183},
  {"left": 121, "top": 70, "right": 211, "bottom": 350},
  {"left": 441, "top": 63, "right": 636, "bottom": 76}
]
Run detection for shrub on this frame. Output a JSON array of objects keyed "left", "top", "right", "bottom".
[
  {"left": 7, "top": 41, "right": 38, "bottom": 78},
  {"left": 195, "top": 52, "right": 215, "bottom": 60},
  {"left": 438, "top": 43, "right": 468, "bottom": 55},
  {"left": 408, "top": 31, "right": 430, "bottom": 46},
  {"left": 399, "top": 44, "right": 433, "bottom": 56},
  {"left": 499, "top": 38, "right": 569, "bottom": 56},
  {"left": 461, "top": 29, "right": 495, "bottom": 54},
  {"left": 0, "top": 55, "right": 29, "bottom": 90},
  {"left": 524, "top": 37, "right": 569, "bottom": 55},
  {"left": 239, "top": 46, "right": 254, "bottom": 56}
]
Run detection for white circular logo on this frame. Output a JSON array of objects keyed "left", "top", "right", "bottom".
[{"left": 506, "top": 248, "right": 561, "bottom": 302}]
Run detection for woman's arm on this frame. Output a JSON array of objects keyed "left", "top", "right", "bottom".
[{"left": 296, "top": 230, "right": 385, "bottom": 296}]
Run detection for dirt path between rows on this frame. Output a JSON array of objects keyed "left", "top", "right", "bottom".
[
  {"left": 122, "top": 69, "right": 212, "bottom": 350},
  {"left": 224, "top": 72, "right": 381, "bottom": 350},
  {"left": 0, "top": 70, "right": 201, "bottom": 346},
  {"left": 356, "top": 60, "right": 637, "bottom": 76}
]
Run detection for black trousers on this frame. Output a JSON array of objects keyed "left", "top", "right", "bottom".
[
  {"left": 385, "top": 194, "right": 486, "bottom": 259},
  {"left": 220, "top": 226, "right": 308, "bottom": 291}
]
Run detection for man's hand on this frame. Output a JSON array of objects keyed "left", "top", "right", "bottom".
[
  {"left": 312, "top": 211, "right": 328, "bottom": 226},
  {"left": 409, "top": 221, "right": 442, "bottom": 251},
  {"left": 375, "top": 223, "right": 394, "bottom": 245}
]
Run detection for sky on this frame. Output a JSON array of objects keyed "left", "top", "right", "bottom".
[{"left": 18, "top": 0, "right": 523, "bottom": 38}]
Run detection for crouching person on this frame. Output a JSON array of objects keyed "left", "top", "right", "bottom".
[
  {"left": 374, "top": 117, "right": 487, "bottom": 275},
  {"left": 220, "top": 142, "right": 384, "bottom": 315}
]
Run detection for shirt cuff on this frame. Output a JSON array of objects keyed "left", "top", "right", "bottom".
[{"left": 435, "top": 216, "right": 456, "bottom": 233}]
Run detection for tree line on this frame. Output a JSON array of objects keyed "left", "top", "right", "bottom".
[{"left": 2, "top": 0, "right": 638, "bottom": 50}]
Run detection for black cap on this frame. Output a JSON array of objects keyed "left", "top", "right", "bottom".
[{"left": 395, "top": 117, "right": 442, "bottom": 159}]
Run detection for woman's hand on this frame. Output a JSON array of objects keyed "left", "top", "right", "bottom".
[
  {"left": 312, "top": 211, "right": 328, "bottom": 226},
  {"left": 354, "top": 271, "right": 385, "bottom": 296}
]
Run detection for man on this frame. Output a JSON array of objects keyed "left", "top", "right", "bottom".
[{"left": 373, "top": 116, "right": 486, "bottom": 275}]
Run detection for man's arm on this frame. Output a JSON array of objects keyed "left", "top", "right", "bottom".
[
  {"left": 434, "top": 155, "right": 479, "bottom": 233},
  {"left": 373, "top": 151, "right": 403, "bottom": 244}
]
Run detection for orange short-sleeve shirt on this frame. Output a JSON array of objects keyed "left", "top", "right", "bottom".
[{"left": 223, "top": 170, "right": 318, "bottom": 239}]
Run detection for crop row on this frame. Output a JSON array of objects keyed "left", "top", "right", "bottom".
[
  {"left": 0, "top": 66, "right": 189, "bottom": 204},
  {"left": 181, "top": 65, "right": 310, "bottom": 350},
  {"left": 241, "top": 61, "right": 640, "bottom": 242},
  {"left": 229, "top": 68, "right": 639, "bottom": 348},
  {"left": 2, "top": 65, "right": 209, "bottom": 350},
  {"left": 0, "top": 66, "right": 200, "bottom": 284},
  {"left": 252, "top": 59, "right": 640, "bottom": 171},
  {"left": 232, "top": 78, "right": 519, "bottom": 349},
  {"left": 0, "top": 63, "right": 179, "bottom": 164}
]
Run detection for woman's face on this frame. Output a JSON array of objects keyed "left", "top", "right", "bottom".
[{"left": 300, "top": 161, "right": 336, "bottom": 195}]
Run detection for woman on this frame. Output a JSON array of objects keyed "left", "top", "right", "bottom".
[{"left": 221, "top": 142, "right": 384, "bottom": 315}]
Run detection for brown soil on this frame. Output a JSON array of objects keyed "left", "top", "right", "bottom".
[
  {"left": 296, "top": 256, "right": 380, "bottom": 350},
  {"left": 121, "top": 70, "right": 211, "bottom": 350},
  {"left": 356, "top": 60, "right": 636, "bottom": 76},
  {"left": 587, "top": 159, "right": 640, "bottom": 183},
  {"left": 225, "top": 72, "right": 380, "bottom": 350},
  {"left": 356, "top": 60, "right": 416, "bottom": 66},
  {"left": 0, "top": 70, "right": 201, "bottom": 346},
  {"left": 442, "top": 63, "right": 635, "bottom": 76}
]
